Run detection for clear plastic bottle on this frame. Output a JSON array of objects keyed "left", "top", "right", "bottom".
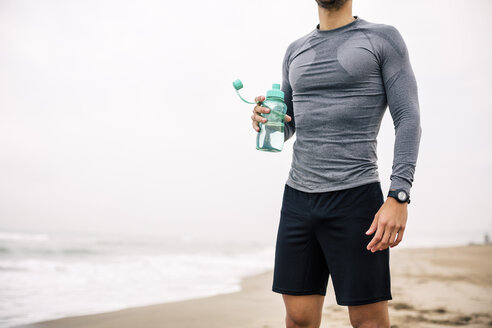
[
  {"left": 256, "top": 84, "right": 287, "bottom": 152},
  {"left": 232, "top": 79, "right": 287, "bottom": 152}
]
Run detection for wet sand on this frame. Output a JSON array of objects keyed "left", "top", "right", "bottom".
[{"left": 17, "top": 244, "right": 492, "bottom": 328}]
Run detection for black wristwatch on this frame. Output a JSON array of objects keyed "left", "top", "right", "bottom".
[{"left": 387, "top": 189, "right": 411, "bottom": 204}]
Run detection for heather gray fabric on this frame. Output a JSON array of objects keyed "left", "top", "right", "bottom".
[{"left": 282, "top": 16, "right": 422, "bottom": 195}]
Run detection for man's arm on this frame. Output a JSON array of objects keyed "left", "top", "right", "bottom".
[
  {"left": 281, "top": 46, "right": 296, "bottom": 141},
  {"left": 379, "top": 25, "right": 422, "bottom": 196},
  {"left": 365, "top": 26, "right": 422, "bottom": 252}
]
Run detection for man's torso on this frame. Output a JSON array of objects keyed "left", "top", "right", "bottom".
[{"left": 284, "top": 17, "right": 408, "bottom": 193}]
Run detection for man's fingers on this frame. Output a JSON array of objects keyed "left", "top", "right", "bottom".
[
  {"left": 252, "top": 111, "right": 267, "bottom": 123},
  {"left": 366, "top": 215, "right": 379, "bottom": 236},
  {"left": 378, "top": 229, "right": 398, "bottom": 251},
  {"left": 390, "top": 228, "right": 405, "bottom": 248},
  {"left": 366, "top": 224, "right": 383, "bottom": 250},
  {"left": 389, "top": 229, "right": 399, "bottom": 245},
  {"left": 254, "top": 95, "right": 265, "bottom": 104},
  {"left": 251, "top": 97, "right": 268, "bottom": 132},
  {"left": 284, "top": 114, "right": 292, "bottom": 122},
  {"left": 371, "top": 227, "right": 392, "bottom": 252},
  {"left": 374, "top": 225, "right": 403, "bottom": 251},
  {"left": 251, "top": 119, "right": 259, "bottom": 132},
  {"left": 382, "top": 225, "right": 395, "bottom": 244},
  {"left": 254, "top": 105, "right": 270, "bottom": 115}
]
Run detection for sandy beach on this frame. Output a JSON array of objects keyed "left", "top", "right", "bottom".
[{"left": 17, "top": 244, "right": 492, "bottom": 328}]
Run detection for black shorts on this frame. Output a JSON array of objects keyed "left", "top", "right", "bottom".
[{"left": 272, "top": 181, "right": 392, "bottom": 306}]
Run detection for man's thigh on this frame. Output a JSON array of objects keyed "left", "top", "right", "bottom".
[
  {"left": 348, "top": 300, "right": 390, "bottom": 327},
  {"left": 282, "top": 294, "right": 325, "bottom": 327},
  {"left": 312, "top": 182, "right": 393, "bottom": 306}
]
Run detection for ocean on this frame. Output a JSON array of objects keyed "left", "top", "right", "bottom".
[
  {"left": 0, "top": 231, "right": 275, "bottom": 328},
  {"left": 1, "top": 228, "right": 489, "bottom": 328}
]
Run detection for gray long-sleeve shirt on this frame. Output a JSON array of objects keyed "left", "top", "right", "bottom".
[{"left": 282, "top": 16, "right": 422, "bottom": 196}]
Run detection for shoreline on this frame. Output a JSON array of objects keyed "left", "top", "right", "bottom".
[{"left": 15, "top": 244, "right": 492, "bottom": 328}]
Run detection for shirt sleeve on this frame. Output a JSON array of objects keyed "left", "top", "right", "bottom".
[
  {"left": 378, "top": 26, "right": 422, "bottom": 196},
  {"left": 281, "top": 45, "right": 296, "bottom": 142}
]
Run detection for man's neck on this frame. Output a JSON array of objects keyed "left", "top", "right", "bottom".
[{"left": 317, "top": 1, "right": 354, "bottom": 31}]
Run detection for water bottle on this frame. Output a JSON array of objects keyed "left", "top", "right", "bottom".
[{"left": 232, "top": 79, "right": 287, "bottom": 152}]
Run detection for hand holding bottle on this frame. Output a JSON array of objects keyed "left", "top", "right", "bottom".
[
  {"left": 251, "top": 95, "right": 292, "bottom": 132},
  {"left": 233, "top": 79, "right": 289, "bottom": 152}
]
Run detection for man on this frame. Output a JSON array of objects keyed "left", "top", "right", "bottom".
[{"left": 250, "top": 0, "right": 422, "bottom": 327}]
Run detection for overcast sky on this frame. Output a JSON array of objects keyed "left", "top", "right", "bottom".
[{"left": 0, "top": 0, "right": 491, "bottom": 246}]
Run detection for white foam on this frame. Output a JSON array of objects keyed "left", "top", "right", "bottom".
[
  {"left": 0, "top": 232, "right": 50, "bottom": 242},
  {"left": 0, "top": 233, "right": 274, "bottom": 327}
]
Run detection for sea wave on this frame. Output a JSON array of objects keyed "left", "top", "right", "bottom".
[
  {"left": 0, "top": 231, "right": 275, "bottom": 328},
  {"left": 0, "top": 232, "right": 50, "bottom": 242}
]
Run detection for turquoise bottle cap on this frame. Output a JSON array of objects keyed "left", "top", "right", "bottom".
[
  {"left": 266, "top": 84, "right": 284, "bottom": 100},
  {"left": 232, "top": 79, "right": 244, "bottom": 91},
  {"left": 232, "top": 78, "right": 255, "bottom": 104}
]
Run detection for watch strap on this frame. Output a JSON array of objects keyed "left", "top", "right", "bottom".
[{"left": 387, "top": 189, "right": 411, "bottom": 204}]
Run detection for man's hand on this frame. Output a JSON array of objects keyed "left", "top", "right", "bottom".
[
  {"left": 251, "top": 95, "right": 292, "bottom": 132},
  {"left": 365, "top": 197, "right": 408, "bottom": 252}
]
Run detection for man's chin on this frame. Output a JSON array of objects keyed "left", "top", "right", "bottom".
[{"left": 316, "top": 0, "right": 348, "bottom": 10}]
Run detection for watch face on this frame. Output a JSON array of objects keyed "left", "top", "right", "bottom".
[{"left": 398, "top": 191, "right": 407, "bottom": 201}]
